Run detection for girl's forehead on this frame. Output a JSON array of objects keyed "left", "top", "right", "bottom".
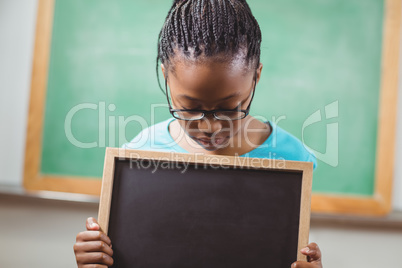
[
  {"left": 170, "top": 60, "right": 252, "bottom": 87},
  {"left": 164, "top": 56, "right": 256, "bottom": 105},
  {"left": 171, "top": 54, "right": 251, "bottom": 75},
  {"left": 168, "top": 62, "right": 254, "bottom": 106}
]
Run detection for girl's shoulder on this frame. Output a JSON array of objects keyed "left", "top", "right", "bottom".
[
  {"left": 122, "top": 118, "right": 184, "bottom": 153},
  {"left": 246, "top": 122, "right": 317, "bottom": 169}
]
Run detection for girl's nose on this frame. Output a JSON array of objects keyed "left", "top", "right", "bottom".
[{"left": 197, "top": 116, "right": 222, "bottom": 134}]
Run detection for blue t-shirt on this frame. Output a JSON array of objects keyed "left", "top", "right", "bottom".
[{"left": 123, "top": 118, "right": 317, "bottom": 169}]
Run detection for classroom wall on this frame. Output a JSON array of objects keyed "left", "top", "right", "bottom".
[
  {"left": 0, "top": 1, "right": 401, "bottom": 268},
  {"left": 0, "top": 0, "right": 36, "bottom": 186},
  {"left": 393, "top": 42, "right": 402, "bottom": 210}
]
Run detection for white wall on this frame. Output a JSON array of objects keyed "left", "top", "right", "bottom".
[
  {"left": 0, "top": 0, "right": 37, "bottom": 186},
  {"left": 0, "top": 195, "right": 98, "bottom": 268},
  {"left": 392, "top": 16, "right": 402, "bottom": 210},
  {"left": 0, "top": 1, "right": 401, "bottom": 268}
]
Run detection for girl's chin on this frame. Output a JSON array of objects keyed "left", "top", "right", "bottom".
[{"left": 192, "top": 137, "right": 229, "bottom": 151}]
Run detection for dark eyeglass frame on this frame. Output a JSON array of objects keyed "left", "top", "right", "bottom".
[{"left": 165, "top": 71, "right": 257, "bottom": 121}]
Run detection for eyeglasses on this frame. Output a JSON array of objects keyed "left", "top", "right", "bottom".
[{"left": 165, "top": 72, "right": 257, "bottom": 121}]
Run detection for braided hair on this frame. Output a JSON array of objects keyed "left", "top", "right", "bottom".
[{"left": 156, "top": 0, "right": 262, "bottom": 90}]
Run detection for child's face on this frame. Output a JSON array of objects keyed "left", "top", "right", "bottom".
[{"left": 163, "top": 59, "right": 262, "bottom": 151}]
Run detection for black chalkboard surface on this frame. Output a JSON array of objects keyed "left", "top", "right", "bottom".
[{"left": 98, "top": 149, "right": 313, "bottom": 268}]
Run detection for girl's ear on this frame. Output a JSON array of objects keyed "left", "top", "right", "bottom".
[
  {"left": 256, "top": 63, "right": 263, "bottom": 84},
  {"left": 161, "top": 64, "right": 166, "bottom": 79}
]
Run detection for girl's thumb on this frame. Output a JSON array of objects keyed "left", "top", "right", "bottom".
[{"left": 86, "top": 217, "right": 100, "bottom": 230}]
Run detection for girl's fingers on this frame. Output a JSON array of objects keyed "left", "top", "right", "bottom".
[
  {"left": 76, "top": 231, "right": 112, "bottom": 246},
  {"left": 300, "top": 242, "right": 321, "bottom": 262},
  {"left": 75, "top": 252, "right": 114, "bottom": 266},
  {"left": 81, "top": 265, "right": 108, "bottom": 268},
  {"left": 74, "top": 241, "right": 113, "bottom": 256},
  {"left": 86, "top": 217, "right": 100, "bottom": 231},
  {"left": 291, "top": 261, "right": 314, "bottom": 268}
]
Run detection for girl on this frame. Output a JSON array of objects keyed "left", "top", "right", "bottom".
[{"left": 74, "top": 0, "right": 322, "bottom": 267}]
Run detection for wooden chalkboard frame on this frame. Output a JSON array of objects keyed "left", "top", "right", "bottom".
[
  {"left": 97, "top": 148, "right": 313, "bottom": 263},
  {"left": 23, "top": 0, "right": 401, "bottom": 216}
]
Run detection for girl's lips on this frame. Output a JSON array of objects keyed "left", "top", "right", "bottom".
[{"left": 195, "top": 137, "right": 227, "bottom": 147}]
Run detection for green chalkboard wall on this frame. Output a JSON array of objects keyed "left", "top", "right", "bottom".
[{"left": 40, "top": 0, "right": 384, "bottom": 196}]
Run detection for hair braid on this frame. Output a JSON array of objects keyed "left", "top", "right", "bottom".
[{"left": 156, "top": 0, "right": 262, "bottom": 91}]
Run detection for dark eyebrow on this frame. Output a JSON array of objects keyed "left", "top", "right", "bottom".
[{"left": 178, "top": 93, "right": 238, "bottom": 102}]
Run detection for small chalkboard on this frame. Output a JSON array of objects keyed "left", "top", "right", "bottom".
[{"left": 98, "top": 148, "right": 313, "bottom": 268}]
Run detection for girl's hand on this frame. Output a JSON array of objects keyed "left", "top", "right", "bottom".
[
  {"left": 73, "top": 217, "right": 114, "bottom": 268},
  {"left": 291, "top": 242, "right": 322, "bottom": 268}
]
